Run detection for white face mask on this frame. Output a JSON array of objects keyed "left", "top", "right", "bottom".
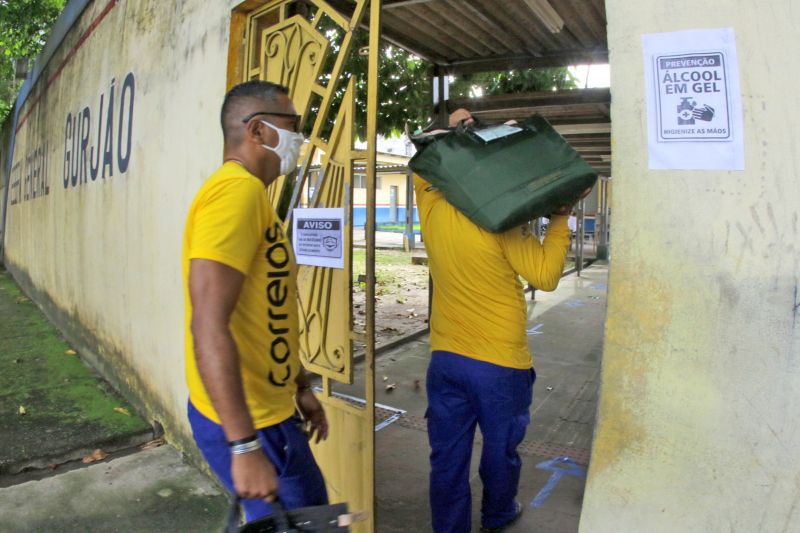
[{"left": 261, "top": 120, "right": 304, "bottom": 176}]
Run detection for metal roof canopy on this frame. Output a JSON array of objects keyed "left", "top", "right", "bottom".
[{"left": 326, "top": 0, "right": 611, "bottom": 175}]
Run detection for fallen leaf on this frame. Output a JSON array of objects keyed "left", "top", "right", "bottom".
[
  {"left": 114, "top": 407, "right": 132, "bottom": 417},
  {"left": 48, "top": 464, "right": 59, "bottom": 471},
  {"left": 15, "top": 296, "right": 30, "bottom": 304},
  {"left": 65, "top": 349, "right": 77, "bottom": 356},
  {"left": 140, "top": 438, "right": 166, "bottom": 450},
  {"left": 414, "top": 379, "right": 421, "bottom": 391},
  {"left": 382, "top": 376, "right": 389, "bottom": 382},
  {"left": 82, "top": 449, "right": 108, "bottom": 464},
  {"left": 385, "top": 383, "right": 396, "bottom": 392},
  {"left": 18, "top": 405, "right": 27, "bottom": 416}
]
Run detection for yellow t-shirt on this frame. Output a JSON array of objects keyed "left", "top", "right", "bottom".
[
  {"left": 183, "top": 162, "right": 299, "bottom": 428},
  {"left": 415, "top": 176, "right": 571, "bottom": 369}
]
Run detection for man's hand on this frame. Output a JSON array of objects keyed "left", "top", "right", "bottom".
[
  {"left": 552, "top": 187, "right": 594, "bottom": 216},
  {"left": 231, "top": 451, "right": 279, "bottom": 502},
  {"left": 449, "top": 108, "right": 474, "bottom": 128},
  {"left": 296, "top": 389, "right": 329, "bottom": 444}
]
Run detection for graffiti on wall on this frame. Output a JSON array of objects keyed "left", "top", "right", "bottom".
[
  {"left": 8, "top": 142, "right": 50, "bottom": 206},
  {"left": 63, "top": 72, "right": 135, "bottom": 188},
  {"left": 8, "top": 71, "right": 136, "bottom": 207}
]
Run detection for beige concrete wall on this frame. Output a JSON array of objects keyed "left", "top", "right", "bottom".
[
  {"left": 582, "top": 1, "right": 800, "bottom": 532},
  {"left": 4, "top": 0, "right": 241, "bottom": 448}
]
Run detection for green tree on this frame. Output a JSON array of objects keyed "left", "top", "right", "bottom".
[
  {"left": 449, "top": 68, "right": 579, "bottom": 99},
  {"left": 314, "top": 25, "right": 432, "bottom": 140},
  {"left": 0, "top": 0, "right": 65, "bottom": 122},
  {"left": 348, "top": 39, "right": 433, "bottom": 138}
]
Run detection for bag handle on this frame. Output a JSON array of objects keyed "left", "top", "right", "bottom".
[
  {"left": 454, "top": 116, "right": 484, "bottom": 133},
  {"left": 226, "top": 496, "right": 291, "bottom": 533}
]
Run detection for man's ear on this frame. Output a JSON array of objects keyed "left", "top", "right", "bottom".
[{"left": 244, "top": 118, "right": 269, "bottom": 146}]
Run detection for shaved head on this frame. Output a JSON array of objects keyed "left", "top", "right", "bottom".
[{"left": 221, "top": 80, "right": 290, "bottom": 146}]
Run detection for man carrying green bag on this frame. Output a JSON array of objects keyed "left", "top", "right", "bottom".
[{"left": 416, "top": 109, "right": 591, "bottom": 533}]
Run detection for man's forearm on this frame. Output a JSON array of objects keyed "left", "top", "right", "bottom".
[{"left": 193, "top": 323, "right": 256, "bottom": 441}]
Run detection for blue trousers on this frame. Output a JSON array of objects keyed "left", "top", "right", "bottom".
[
  {"left": 426, "top": 351, "right": 535, "bottom": 533},
  {"left": 187, "top": 401, "right": 328, "bottom": 522}
]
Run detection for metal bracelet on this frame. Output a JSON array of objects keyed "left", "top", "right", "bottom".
[
  {"left": 227, "top": 435, "right": 257, "bottom": 447},
  {"left": 230, "top": 439, "right": 262, "bottom": 455}
]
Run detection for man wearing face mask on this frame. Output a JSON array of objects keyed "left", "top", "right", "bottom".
[{"left": 182, "top": 80, "right": 328, "bottom": 522}]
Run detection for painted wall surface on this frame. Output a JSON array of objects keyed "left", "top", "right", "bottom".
[
  {"left": 3, "top": 0, "right": 240, "bottom": 449},
  {"left": 0, "top": 114, "right": 13, "bottom": 248},
  {"left": 353, "top": 171, "right": 405, "bottom": 206},
  {"left": 582, "top": 1, "right": 800, "bottom": 532}
]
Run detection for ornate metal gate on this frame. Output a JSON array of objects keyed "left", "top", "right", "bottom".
[{"left": 239, "top": 1, "right": 380, "bottom": 530}]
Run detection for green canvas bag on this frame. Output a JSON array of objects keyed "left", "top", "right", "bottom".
[{"left": 409, "top": 114, "right": 598, "bottom": 233}]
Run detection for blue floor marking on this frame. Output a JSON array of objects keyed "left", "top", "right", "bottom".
[
  {"left": 526, "top": 323, "right": 544, "bottom": 336},
  {"left": 530, "top": 456, "right": 587, "bottom": 508}
]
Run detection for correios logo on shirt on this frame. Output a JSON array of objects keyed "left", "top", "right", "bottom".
[{"left": 264, "top": 221, "right": 293, "bottom": 387}]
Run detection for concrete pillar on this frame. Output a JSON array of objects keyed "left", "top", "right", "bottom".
[
  {"left": 596, "top": 177, "right": 610, "bottom": 261},
  {"left": 389, "top": 185, "right": 398, "bottom": 224},
  {"left": 581, "top": 1, "right": 800, "bottom": 532}
]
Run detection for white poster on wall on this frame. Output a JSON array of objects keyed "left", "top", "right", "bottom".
[
  {"left": 292, "top": 208, "right": 345, "bottom": 269},
  {"left": 642, "top": 28, "right": 744, "bottom": 170}
]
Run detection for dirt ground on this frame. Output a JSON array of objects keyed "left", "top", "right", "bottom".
[{"left": 352, "top": 248, "right": 430, "bottom": 347}]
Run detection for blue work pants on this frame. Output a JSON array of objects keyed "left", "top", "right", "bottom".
[{"left": 426, "top": 350, "right": 535, "bottom": 532}]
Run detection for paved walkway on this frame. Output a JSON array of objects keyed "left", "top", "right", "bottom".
[
  {"left": 0, "top": 446, "right": 227, "bottom": 533},
  {"left": 353, "top": 228, "right": 425, "bottom": 251},
  {"left": 345, "top": 264, "right": 608, "bottom": 532}
]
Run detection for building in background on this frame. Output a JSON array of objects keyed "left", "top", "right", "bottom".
[{"left": 305, "top": 135, "right": 418, "bottom": 228}]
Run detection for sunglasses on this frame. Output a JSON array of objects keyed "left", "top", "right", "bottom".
[{"left": 242, "top": 111, "right": 301, "bottom": 133}]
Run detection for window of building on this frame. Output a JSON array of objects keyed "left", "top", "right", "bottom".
[{"left": 354, "top": 173, "right": 381, "bottom": 189}]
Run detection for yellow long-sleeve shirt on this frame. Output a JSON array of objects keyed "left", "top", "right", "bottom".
[{"left": 415, "top": 176, "right": 571, "bottom": 369}]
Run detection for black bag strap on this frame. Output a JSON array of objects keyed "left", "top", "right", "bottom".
[
  {"left": 226, "top": 497, "right": 242, "bottom": 533},
  {"left": 226, "top": 496, "right": 293, "bottom": 533}
]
